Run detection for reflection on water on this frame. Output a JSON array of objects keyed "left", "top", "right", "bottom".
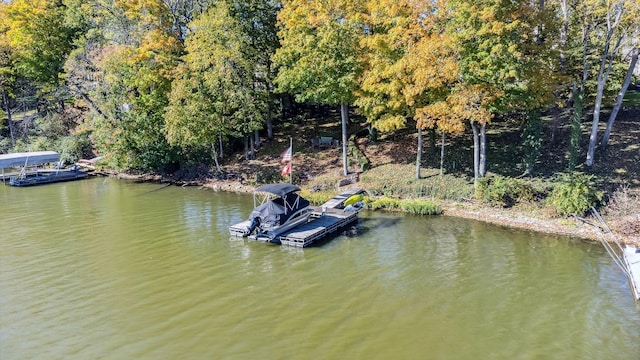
[{"left": 1, "top": 178, "right": 638, "bottom": 359}]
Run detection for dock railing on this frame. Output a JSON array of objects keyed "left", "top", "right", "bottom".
[{"left": 586, "top": 208, "right": 631, "bottom": 279}]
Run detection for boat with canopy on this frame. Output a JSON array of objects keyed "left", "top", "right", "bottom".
[
  {"left": 229, "top": 183, "right": 312, "bottom": 242},
  {"left": 0, "top": 151, "right": 88, "bottom": 186}
]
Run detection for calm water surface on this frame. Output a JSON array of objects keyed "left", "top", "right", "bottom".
[{"left": 1, "top": 178, "right": 638, "bottom": 359}]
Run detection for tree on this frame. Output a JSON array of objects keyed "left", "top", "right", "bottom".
[
  {"left": 601, "top": 46, "right": 639, "bottom": 148},
  {"left": 273, "top": 0, "right": 364, "bottom": 176},
  {"left": 234, "top": 0, "right": 281, "bottom": 144},
  {"left": 160, "top": 0, "right": 214, "bottom": 43},
  {"left": 165, "top": 1, "right": 265, "bottom": 170},
  {"left": 0, "top": 2, "right": 16, "bottom": 145},
  {"left": 447, "top": 0, "right": 556, "bottom": 183},
  {"left": 6, "top": 0, "right": 76, "bottom": 88},
  {"left": 80, "top": 0, "right": 183, "bottom": 170},
  {"left": 584, "top": 0, "right": 634, "bottom": 167},
  {"left": 357, "top": 0, "right": 461, "bottom": 179}
]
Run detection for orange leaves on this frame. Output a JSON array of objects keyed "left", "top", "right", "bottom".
[
  {"left": 414, "top": 85, "right": 495, "bottom": 133},
  {"left": 358, "top": 0, "right": 464, "bottom": 134}
]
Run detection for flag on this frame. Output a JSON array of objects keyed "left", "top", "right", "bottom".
[
  {"left": 281, "top": 162, "right": 291, "bottom": 176},
  {"left": 281, "top": 146, "right": 292, "bottom": 163}
]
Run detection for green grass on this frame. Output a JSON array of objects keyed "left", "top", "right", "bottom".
[{"left": 359, "top": 164, "right": 474, "bottom": 201}]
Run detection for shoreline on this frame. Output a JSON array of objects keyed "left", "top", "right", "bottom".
[{"left": 107, "top": 172, "right": 638, "bottom": 246}]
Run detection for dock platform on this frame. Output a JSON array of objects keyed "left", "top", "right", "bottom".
[
  {"left": 623, "top": 245, "right": 640, "bottom": 301},
  {"left": 279, "top": 208, "right": 358, "bottom": 247}
]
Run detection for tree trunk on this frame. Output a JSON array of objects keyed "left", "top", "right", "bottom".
[
  {"left": 69, "top": 81, "right": 107, "bottom": 119},
  {"left": 254, "top": 129, "right": 261, "bottom": 148},
  {"left": 415, "top": 127, "right": 422, "bottom": 179},
  {"left": 1, "top": 84, "right": 14, "bottom": 146},
  {"left": 601, "top": 48, "right": 638, "bottom": 148},
  {"left": 568, "top": 83, "right": 583, "bottom": 174},
  {"left": 586, "top": 43, "right": 619, "bottom": 166},
  {"left": 429, "top": 128, "right": 437, "bottom": 155},
  {"left": 479, "top": 123, "right": 487, "bottom": 177},
  {"left": 340, "top": 102, "right": 349, "bottom": 176},
  {"left": 585, "top": 13, "right": 623, "bottom": 167},
  {"left": 472, "top": 122, "right": 479, "bottom": 187},
  {"left": 211, "top": 144, "right": 221, "bottom": 173},
  {"left": 580, "top": 23, "right": 592, "bottom": 90},
  {"left": 249, "top": 134, "right": 255, "bottom": 159},
  {"left": 266, "top": 104, "right": 273, "bottom": 140},
  {"left": 219, "top": 136, "right": 224, "bottom": 159},
  {"left": 440, "top": 132, "right": 445, "bottom": 176},
  {"left": 244, "top": 136, "right": 249, "bottom": 161},
  {"left": 559, "top": 0, "right": 568, "bottom": 73}
]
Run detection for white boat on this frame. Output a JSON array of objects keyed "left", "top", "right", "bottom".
[
  {"left": 229, "top": 183, "right": 312, "bottom": 242},
  {"left": 0, "top": 151, "right": 88, "bottom": 187}
]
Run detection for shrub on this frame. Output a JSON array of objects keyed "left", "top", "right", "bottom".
[
  {"left": 547, "top": 173, "right": 603, "bottom": 216},
  {"left": 300, "top": 190, "right": 335, "bottom": 205},
  {"left": 400, "top": 199, "right": 442, "bottom": 215},
  {"left": 475, "top": 176, "right": 535, "bottom": 207},
  {"left": 56, "top": 135, "right": 92, "bottom": 165},
  {"left": 369, "top": 197, "right": 402, "bottom": 210},
  {"left": 254, "top": 167, "right": 283, "bottom": 185},
  {"left": 605, "top": 185, "right": 640, "bottom": 218}
]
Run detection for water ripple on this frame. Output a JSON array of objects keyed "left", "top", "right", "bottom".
[{"left": 1, "top": 181, "right": 639, "bottom": 359}]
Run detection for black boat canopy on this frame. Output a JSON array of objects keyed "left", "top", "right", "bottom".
[{"left": 254, "top": 183, "right": 301, "bottom": 198}]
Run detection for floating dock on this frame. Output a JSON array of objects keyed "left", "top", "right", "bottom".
[
  {"left": 230, "top": 187, "right": 364, "bottom": 247},
  {"left": 279, "top": 207, "right": 358, "bottom": 247}
]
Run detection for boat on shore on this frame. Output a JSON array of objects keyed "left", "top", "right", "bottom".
[
  {"left": 0, "top": 151, "right": 88, "bottom": 187},
  {"left": 229, "top": 183, "right": 312, "bottom": 242}
]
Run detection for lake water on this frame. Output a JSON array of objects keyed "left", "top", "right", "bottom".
[{"left": 1, "top": 178, "right": 638, "bottom": 359}]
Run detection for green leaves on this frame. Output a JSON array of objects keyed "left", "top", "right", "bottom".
[
  {"left": 273, "top": 0, "right": 363, "bottom": 105},
  {"left": 6, "top": 0, "right": 77, "bottom": 87},
  {"left": 165, "top": 0, "right": 275, "bottom": 149}
]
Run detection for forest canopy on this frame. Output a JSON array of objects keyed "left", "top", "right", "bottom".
[{"left": 0, "top": 0, "right": 638, "bottom": 179}]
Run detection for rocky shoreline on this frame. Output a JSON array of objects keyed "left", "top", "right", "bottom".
[{"left": 107, "top": 172, "right": 638, "bottom": 246}]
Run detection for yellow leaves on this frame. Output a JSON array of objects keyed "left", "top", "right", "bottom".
[
  {"left": 116, "top": 0, "right": 169, "bottom": 24},
  {"left": 416, "top": 101, "right": 464, "bottom": 133},
  {"left": 413, "top": 85, "right": 495, "bottom": 133},
  {"left": 372, "top": 113, "right": 407, "bottom": 132},
  {"left": 358, "top": 0, "right": 464, "bottom": 135},
  {"left": 5, "top": 0, "right": 48, "bottom": 48},
  {"left": 134, "top": 29, "right": 180, "bottom": 62}
]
